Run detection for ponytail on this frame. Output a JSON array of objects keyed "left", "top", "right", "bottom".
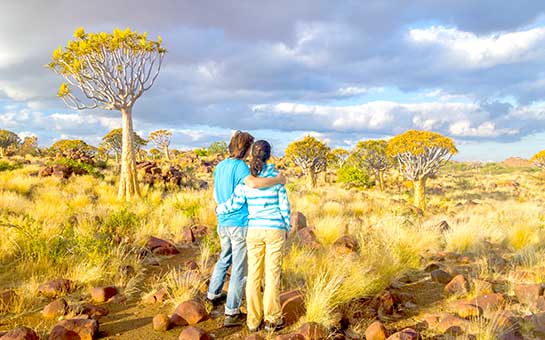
[{"left": 249, "top": 140, "right": 271, "bottom": 176}]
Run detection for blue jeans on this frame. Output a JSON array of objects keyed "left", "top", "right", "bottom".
[{"left": 207, "top": 226, "right": 247, "bottom": 315}]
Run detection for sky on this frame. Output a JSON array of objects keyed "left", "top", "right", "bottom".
[{"left": 2, "top": 1, "right": 545, "bottom": 161}]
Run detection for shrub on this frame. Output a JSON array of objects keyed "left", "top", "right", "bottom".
[
  {"left": 336, "top": 165, "right": 372, "bottom": 188},
  {"left": 0, "top": 161, "right": 21, "bottom": 172},
  {"left": 54, "top": 157, "right": 103, "bottom": 178}
]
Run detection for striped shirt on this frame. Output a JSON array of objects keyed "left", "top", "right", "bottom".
[{"left": 216, "top": 163, "right": 291, "bottom": 232}]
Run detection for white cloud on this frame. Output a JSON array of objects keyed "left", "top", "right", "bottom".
[{"left": 408, "top": 25, "right": 545, "bottom": 68}]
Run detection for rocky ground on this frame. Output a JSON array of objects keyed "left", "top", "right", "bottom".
[{"left": 3, "top": 213, "right": 545, "bottom": 339}]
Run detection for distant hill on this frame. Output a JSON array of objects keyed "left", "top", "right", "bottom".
[{"left": 500, "top": 157, "right": 533, "bottom": 168}]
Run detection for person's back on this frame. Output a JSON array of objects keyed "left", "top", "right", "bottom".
[{"left": 214, "top": 158, "right": 250, "bottom": 227}]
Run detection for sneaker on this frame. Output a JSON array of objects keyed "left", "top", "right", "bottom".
[
  {"left": 248, "top": 321, "right": 263, "bottom": 333},
  {"left": 224, "top": 313, "right": 246, "bottom": 327},
  {"left": 264, "top": 319, "right": 285, "bottom": 332}
]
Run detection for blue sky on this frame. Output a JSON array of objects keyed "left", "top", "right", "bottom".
[{"left": 2, "top": 1, "right": 545, "bottom": 161}]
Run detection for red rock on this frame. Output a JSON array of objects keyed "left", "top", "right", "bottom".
[
  {"left": 185, "top": 260, "right": 199, "bottom": 271},
  {"left": 365, "top": 321, "right": 388, "bottom": 340},
  {"left": 436, "top": 315, "right": 470, "bottom": 334},
  {"left": 444, "top": 275, "right": 470, "bottom": 296},
  {"left": 0, "top": 290, "right": 17, "bottom": 311},
  {"left": 147, "top": 236, "right": 180, "bottom": 255},
  {"left": 386, "top": 328, "right": 419, "bottom": 340},
  {"left": 246, "top": 335, "right": 266, "bottom": 340},
  {"left": 181, "top": 227, "right": 195, "bottom": 244},
  {"left": 291, "top": 211, "right": 307, "bottom": 232},
  {"left": 38, "top": 279, "right": 73, "bottom": 298},
  {"left": 420, "top": 314, "right": 440, "bottom": 329},
  {"left": 468, "top": 293, "right": 505, "bottom": 313},
  {"left": 424, "top": 263, "right": 440, "bottom": 272},
  {"left": 276, "top": 335, "right": 305, "bottom": 340},
  {"left": 173, "top": 300, "right": 208, "bottom": 325},
  {"left": 49, "top": 318, "right": 98, "bottom": 340},
  {"left": 153, "top": 313, "right": 170, "bottom": 331},
  {"left": 514, "top": 283, "right": 543, "bottom": 306},
  {"left": 377, "top": 291, "right": 395, "bottom": 315},
  {"left": 0, "top": 326, "right": 39, "bottom": 340},
  {"left": 42, "top": 298, "right": 68, "bottom": 319},
  {"left": 297, "top": 322, "right": 328, "bottom": 340},
  {"left": 90, "top": 286, "right": 118, "bottom": 303},
  {"left": 280, "top": 290, "right": 305, "bottom": 325},
  {"left": 78, "top": 303, "right": 109, "bottom": 319},
  {"left": 191, "top": 225, "right": 209, "bottom": 237},
  {"left": 431, "top": 269, "right": 453, "bottom": 284},
  {"left": 296, "top": 227, "right": 321, "bottom": 249},
  {"left": 143, "top": 287, "right": 169, "bottom": 304},
  {"left": 452, "top": 301, "right": 482, "bottom": 319},
  {"left": 332, "top": 235, "right": 359, "bottom": 255},
  {"left": 178, "top": 326, "right": 210, "bottom": 340},
  {"left": 473, "top": 279, "right": 494, "bottom": 295}
]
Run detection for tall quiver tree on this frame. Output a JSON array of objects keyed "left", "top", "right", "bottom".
[
  {"left": 0, "top": 130, "right": 21, "bottom": 158},
  {"left": 148, "top": 129, "right": 172, "bottom": 160},
  {"left": 351, "top": 140, "right": 391, "bottom": 191},
  {"left": 531, "top": 150, "right": 545, "bottom": 170},
  {"left": 386, "top": 130, "right": 457, "bottom": 210},
  {"left": 285, "top": 135, "right": 330, "bottom": 189},
  {"left": 48, "top": 27, "right": 166, "bottom": 200}
]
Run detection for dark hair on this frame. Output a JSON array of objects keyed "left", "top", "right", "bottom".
[
  {"left": 250, "top": 140, "right": 272, "bottom": 176},
  {"left": 229, "top": 131, "right": 254, "bottom": 159}
]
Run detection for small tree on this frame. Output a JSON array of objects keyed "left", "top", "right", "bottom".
[
  {"left": 50, "top": 139, "right": 95, "bottom": 155},
  {"left": 350, "top": 139, "right": 392, "bottom": 191},
  {"left": 101, "top": 128, "right": 147, "bottom": 167},
  {"left": 531, "top": 150, "right": 545, "bottom": 170},
  {"left": 207, "top": 141, "right": 228, "bottom": 156},
  {"left": 285, "top": 135, "right": 330, "bottom": 189},
  {"left": 387, "top": 130, "right": 457, "bottom": 210},
  {"left": 48, "top": 27, "right": 165, "bottom": 200},
  {"left": 148, "top": 129, "right": 172, "bottom": 160},
  {"left": 18, "top": 136, "right": 39, "bottom": 156},
  {"left": 329, "top": 148, "right": 349, "bottom": 169},
  {"left": 0, "top": 130, "right": 21, "bottom": 158}
]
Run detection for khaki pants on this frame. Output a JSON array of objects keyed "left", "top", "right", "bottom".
[{"left": 245, "top": 228, "right": 286, "bottom": 329}]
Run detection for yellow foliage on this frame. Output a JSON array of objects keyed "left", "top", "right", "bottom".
[
  {"left": 57, "top": 83, "right": 70, "bottom": 97},
  {"left": 386, "top": 129, "right": 458, "bottom": 156},
  {"left": 531, "top": 150, "right": 545, "bottom": 168}
]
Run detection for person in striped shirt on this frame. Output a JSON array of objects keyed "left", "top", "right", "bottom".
[{"left": 216, "top": 140, "right": 291, "bottom": 333}]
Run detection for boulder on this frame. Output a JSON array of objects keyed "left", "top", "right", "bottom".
[
  {"left": 38, "top": 166, "right": 54, "bottom": 177},
  {"left": 444, "top": 275, "right": 470, "bottom": 296},
  {"left": 430, "top": 269, "right": 453, "bottom": 284},
  {"left": 76, "top": 303, "right": 109, "bottom": 319},
  {"left": 296, "top": 227, "right": 321, "bottom": 250},
  {"left": 452, "top": 301, "right": 482, "bottom": 319},
  {"left": 468, "top": 293, "right": 505, "bottom": 313},
  {"left": 90, "top": 286, "right": 118, "bottom": 303},
  {"left": 42, "top": 298, "right": 68, "bottom": 319},
  {"left": 0, "top": 327, "right": 39, "bottom": 340},
  {"left": 153, "top": 313, "right": 170, "bottom": 331},
  {"left": 38, "top": 279, "right": 73, "bottom": 298},
  {"left": 386, "top": 328, "right": 419, "bottom": 340},
  {"left": 280, "top": 290, "right": 305, "bottom": 325},
  {"left": 297, "top": 322, "right": 328, "bottom": 340},
  {"left": 420, "top": 314, "right": 441, "bottom": 329},
  {"left": 291, "top": 211, "right": 307, "bottom": 232},
  {"left": 52, "top": 164, "right": 73, "bottom": 179},
  {"left": 514, "top": 283, "right": 543, "bottom": 306},
  {"left": 365, "top": 321, "right": 388, "bottom": 340},
  {"left": 276, "top": 335, "right": 305, "bottom": 340},
  {"left": 332, "top": 235, "right": 359, "bottom": 255},
  {"left": 424, "top": 263, "right": 440, "bottom": 273},
  {"left": 436, "top": 315, "right": 470, "bottom": 335},
  {"left": 172, "top": 300, "right": 208, "bottom": 325},
  {"left": 178, "top": 326, "right": 210, "bottom": 340},
  {"left": 49, "top": 318, "right": 98, "bottom": 340},
  {"left": 473, "top": 279, "right": 494, "bottom": 295},
  {"left": 185, "top": 260, "right": 199, "bottom": 271},
  {"left": 181, "top": 227, "right": 195, "bottom": 244},
  {"left": 147, "top": 236, "right": 180, "bottom": 255},
  {"left": 143, "top": 287, "right": 168, "bottom": 304}
]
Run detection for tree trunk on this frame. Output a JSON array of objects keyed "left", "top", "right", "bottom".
[
  {"left": 377, "top": 171, "right": 385, "bottom": 191},
  {"left": 164, "top": 146, "right": 170, "bottom": 161},
  {"left": 118, "top": 107, "right": 140, "bottom": 200},
  {"left": 413, "top": 177, "right": 427, "bottom": 210},
  {"left": 307, "top": 168, "right": 317, "bottom": 189}
]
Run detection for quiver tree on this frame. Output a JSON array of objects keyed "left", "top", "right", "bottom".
[
  {"left": 285, "top": 135, "right": 330, "bottom": 189},
  {"left": 386, "top": 130, "right": 457, "bottom": 210},
  {"left": 350, "top": 139, "right": 391, "bottom": 191},
  {"left": 329, "top": 148, "right": 349, "bottom": 169},
  {"left": 48, "top": 27, "right": 166, "bottom": 200},
  {"left": 100, "top": 128, "right": 147, "bottom": 169},
  {"left": 0, "top": 130, "right": 21, "bottom": 158},
  {"left": 19, "top": 136, "right": 39, "bottom": 156},
  {"left": 207, "top": 141, "right": 229, "bottom": 156},
  {"left": 531, "top": 150, "right": 545, "bottom": 170},
  {"left": 50, "top": 139, "right": 95, "bottom": 156},
  {"left": 148, "top": 129, "right": 172, "bottom": 160}
]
